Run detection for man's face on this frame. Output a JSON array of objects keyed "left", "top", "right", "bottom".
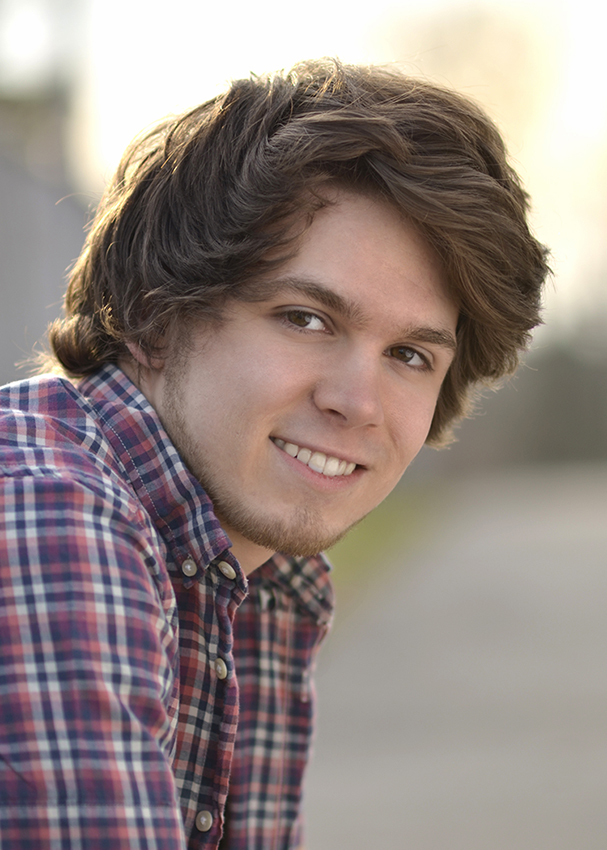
[{"left": 144, "top": 190, "right": 458, "bottom": 569}]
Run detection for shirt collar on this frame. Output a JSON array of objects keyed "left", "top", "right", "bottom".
[
  {"left": 78, "top": 364, "right": 232, "bottom": 571},
  {"left": 261, "top": 551, "right": 334, "bottom": 627}
]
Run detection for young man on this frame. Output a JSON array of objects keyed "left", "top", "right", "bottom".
[{"left": 0, "top": 60, "right": 548, "bottom": 849}]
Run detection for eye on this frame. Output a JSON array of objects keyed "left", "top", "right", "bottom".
[
  {"left": 387, "top": 345, "right": 430, "bottom": 370},
  {"left": 281, "top": 309, "right": 327, "bottom": 332}
]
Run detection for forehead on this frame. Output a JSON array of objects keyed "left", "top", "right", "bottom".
[{"left": 254, "top": 189, "right": 458, "bottom": 336}]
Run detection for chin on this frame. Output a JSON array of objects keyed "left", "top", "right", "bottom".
[{"left": 220, "top": 502, "right": 358, "bottom": 559}]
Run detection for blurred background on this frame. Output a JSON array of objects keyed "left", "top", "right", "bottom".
[{"left": 0, "top": 0, "right": 605, "bottom": 847}]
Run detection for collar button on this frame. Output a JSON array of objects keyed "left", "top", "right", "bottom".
[
  {"left": 218, "top": 560, "right": 236, "bottom": 580},
  {"left": 181, "top": 557, "right": 197, "bottom": 577}
]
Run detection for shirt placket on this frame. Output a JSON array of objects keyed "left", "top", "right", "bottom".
[{"left": 172, "top": 552, "right": 245, "bottom": 850}]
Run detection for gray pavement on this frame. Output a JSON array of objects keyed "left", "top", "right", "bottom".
[{"left": 304, "top": 463, "right": 607, "bottom": 850}]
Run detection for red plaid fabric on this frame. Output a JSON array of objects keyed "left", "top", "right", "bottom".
[{"left": 0, "top": 366, "right": 333, "bottom": 850}]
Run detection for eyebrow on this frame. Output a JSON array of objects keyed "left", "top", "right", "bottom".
[{"left": 263, "top": 275, "right": 458, "bottom": 352}]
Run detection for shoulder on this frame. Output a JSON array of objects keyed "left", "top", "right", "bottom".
[
  {"left": 0, "top": 399, "right": 175, "bottom": 663},
  {"left": 0, "top": 373, "right": 129, "bottom": 498},
  {"left": 1, "top": 372, "right": 103, "bottom": 451},
  {"left": 0, "top": 373, "right": 165, "bottom": 580}
]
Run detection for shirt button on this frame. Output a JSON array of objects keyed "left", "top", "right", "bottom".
[
  {"left": 218, "top": 560, "right": 236, "bottom": 580},
  {"left": 181, "top": 557, "right": 197, "bottom": 577},
  {"left": 195, "top": 810, "right": 213, "bottom": 832},
  {"left": 214, "top": 657, "right": 228, "bottom": 680}
]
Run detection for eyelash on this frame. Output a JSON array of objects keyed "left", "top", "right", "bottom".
[
  {"left": 386, "top": 345, "right": 431, "bottom": 371},
  {"left": 279, "top": 309, "right": 329, "bottom": 333},
  {"left": 278, "top": 309, "right": 432, "bottom": 372}
]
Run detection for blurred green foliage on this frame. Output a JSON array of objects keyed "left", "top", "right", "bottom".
[{"left": 326, "top": 484, "right": 434, "bottom": 600}]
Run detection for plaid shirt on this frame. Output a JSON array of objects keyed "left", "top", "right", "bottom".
[{"left": 0, "top": 365, "right": 333, "bottom": 850}]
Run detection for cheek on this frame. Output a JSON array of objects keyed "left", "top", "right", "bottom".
[
  {"left": 202, "top": 367, "right": 295, "bottom": 444},
  {"left": 390, "top": 394, "right": 438, "bottom": 457},
  {"left": 242, "top": 357, "right": 315, "bottom": 408}
]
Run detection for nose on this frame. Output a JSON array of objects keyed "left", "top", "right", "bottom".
[{"left": 312, "top": 350, "right": 385, "bottom": 428}]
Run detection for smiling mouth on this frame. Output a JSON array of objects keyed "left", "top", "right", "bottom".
[{"left": 271, "top": 438, "right": 358, "bottom": 478}]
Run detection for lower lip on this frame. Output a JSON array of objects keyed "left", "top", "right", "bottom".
[{"left": 271, "top": 441, "right": 362, "bottom": 490}]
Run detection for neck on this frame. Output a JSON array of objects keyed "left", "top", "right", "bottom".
[{"left": 222, "top": 526, "right": 276, "bottom": 576}]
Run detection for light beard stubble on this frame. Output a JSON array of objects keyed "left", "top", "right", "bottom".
[{"left": 158, "top": 363, "right": 355, "bottom": 559}]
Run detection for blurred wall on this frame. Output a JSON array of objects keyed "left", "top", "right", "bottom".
[
  {"left": 0, "top": 0, "right": 86, "bottom": 384},
  {"left": 410, "top": 342, "right": 607, "bottom": 478},
  {"left": 0, "top": 146, "right": 85, "bottom": 384}
]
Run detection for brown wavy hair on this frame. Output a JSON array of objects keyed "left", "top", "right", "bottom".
[{"left": 48, "top": 58, "right": 549, "bottom": 445}]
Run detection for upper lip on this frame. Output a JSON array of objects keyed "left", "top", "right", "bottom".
[{"left": 271, "top": 436, "right": 366, "bottom": 468}]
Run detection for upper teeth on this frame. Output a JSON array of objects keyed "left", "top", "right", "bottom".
[{"left": 273, "top": 439, "right": 357, "bottom": 477}]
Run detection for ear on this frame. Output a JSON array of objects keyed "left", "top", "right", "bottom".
[{"left": 125, "top": 341, "right": 164, "bottom": 371}]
